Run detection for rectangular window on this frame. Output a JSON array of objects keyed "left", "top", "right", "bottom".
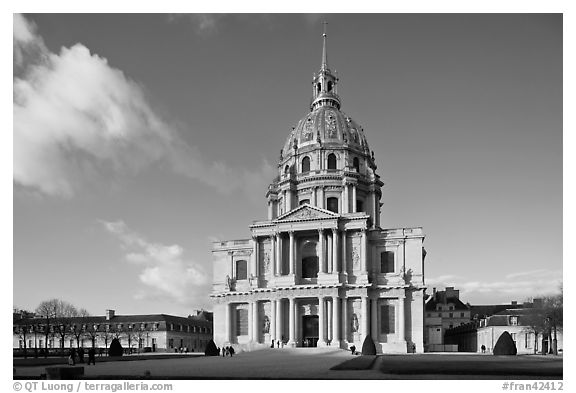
[
  {"left": 380, "top": 304, "right": 396, "bottom": 334},
  {"left": 380, "top": 251, "right": 394, "bottom": 273},
  {"left": 460, "top": 313, "right": 465, "bottom": 317},
  {"left": 169, "top": 338, "right": 174, "bottom": 348},
  {"left": 28, "top": 339, "right": 33, "bottom": 348},
  {"left": 39, "top": 340, "right": 44, "bottom": 348},
  {"left": 236, "top": 260, "right": 248, "bottom": 280},
  {"left": 236, "top": 309, "right": 249, "bottom": 336},
  {"left": 525, "top": 333, "right": 529, "bottom": 348},
  {"left": 449, "top": 313, "right": 453, "bottom": 318},
  {"left": 19, "top": 340, "right": 23, "bottom": 348}
]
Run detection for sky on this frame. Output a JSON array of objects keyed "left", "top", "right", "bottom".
[{"left": 12, "top": 13, "right": 562, "bottom": 317}]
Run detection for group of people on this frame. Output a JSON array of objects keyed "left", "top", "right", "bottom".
[
  {"left": 270, "top": 338, "right": 287, "bottom": 348},
  {"left": 68, "top": 347, "right": 96, "bottom": 366},
  {"left": 217, "top": 346, "right": 235, "bottom": 357}
]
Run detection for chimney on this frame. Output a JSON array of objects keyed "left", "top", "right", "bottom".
[
  {"left": 511, "top": 301, "right": 517, "bottom": 306},
  {"left": 106, "top": 309, "right": 115, "bottom": 320}
]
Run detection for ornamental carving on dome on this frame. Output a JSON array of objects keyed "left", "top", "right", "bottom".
[
  {"left": 325, "top": 111, "right": 337, "bottom": 138},
  {"left": 303, "top": 118, "right": 314, "bottom": 142},
  {"left": 350, "top": 128, "right": 359, "bottom": 143}
]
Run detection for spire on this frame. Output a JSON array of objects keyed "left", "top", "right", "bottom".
[
  {"left": 311, "top": 22, "right": 340, "bottom": 110},
  {"left": 321, "top": 21, "right": 328, "bottom": 71}
]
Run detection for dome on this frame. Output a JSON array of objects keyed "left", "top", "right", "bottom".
[{"left": 282, "top": 106, "right": 370, "bottom": 159}]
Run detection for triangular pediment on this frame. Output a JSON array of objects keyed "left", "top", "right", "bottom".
[{"left": 275, "top": 204, "right": 339, "bottom": 222}]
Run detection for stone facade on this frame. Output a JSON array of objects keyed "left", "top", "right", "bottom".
[{"left": 211, "top": 31, "right": 426, "bottom": 354}]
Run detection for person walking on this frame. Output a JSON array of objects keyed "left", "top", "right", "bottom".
[
  {"left": 68, "top": 348, "right": 76, "bottom": 365},
  {"left": 229, "top": 346, "right": 235, "bottom": 357},
  {"left": 87, "top": 347, "right": 96, "bottom": 365}
]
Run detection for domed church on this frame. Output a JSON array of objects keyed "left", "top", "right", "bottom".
[{"left": 211, "top": 29, "right": 426, "bottom": 354}]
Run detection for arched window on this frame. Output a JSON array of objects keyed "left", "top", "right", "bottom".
[
  {"left": 317, "top": 83, "right": 321, "bottom": 93},
  {"left": 301, "top": 156, "right": 310, "bottom": 173},
  {"left": 299, "top": 199, "right": 310, "bottom": 205},
  {"left": 327, "top": 81, "right": 333, "bottom": 92},
  {"left": 327, "top": 153, "right": 337, "bottom": 170},
  {"left": 353, "top": 157, "right": 360, "bottom": 172},
  {"left": 327, "top": 197, "right": 339, "bottom": 213},
  {"left": 236, "top": 260, "right": 248, "bottom": 280},
  {"left": 284, "top": 165, "right": 290, "bottom": 175}
]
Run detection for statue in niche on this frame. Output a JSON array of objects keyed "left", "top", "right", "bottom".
[
  {"left": 263, "top": 316, "right": 270, "bottom": 334},
  {"left": 351, "top": 247, "right": 360, "bottom": 268},
  {"left": 263, "top": 251, "right": 270, "bottom": 272},
  {"left": 351, "top": 313, "right": 359, "bottom": 333},
  {"left": 224, "top": 275, "right": 231, "bottom": 291}
]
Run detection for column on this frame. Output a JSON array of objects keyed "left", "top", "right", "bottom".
[
  {"left": 371, "top": 298, "right": 378, "bottom": 339},
  {"left": 318, "top": 229, "right": 326, "bottom": 273},
  {"left": 276, "top": 233, "right": 282, "bottom": 276},
  {"left": 343, "top": 183, "right": 349, "bottom": 213},
  {"left": 398, "top": 295, "right": 405, "bottom": 342},
  {"left": 248, "top": 302, "right": 253, "bottom": 342},
  {"left": 361, "top": 296, "right": 369, "bottom": 342},
  {"left": 318, "top": 297, "right": 326, "bottom": 345},
  {"left": 332, "top": 228, "right": 339, "bottom": 274},
  {"left": 276, "top": 299, "right": 283, "bottom": 342},
  {"left": 341, "top": 230, "right": 347, "bottom": 274},
  {"left": 289, "top": 231, "right": 295, "bottom": 275},
  {"left": 327, "top": 232, "right": 333, "bottom": 273},
  {"left": 352, "top": 185, "right": 357, "bottom": 213},
  {"left": 283, "top": 190, "right": 287, "bottom": 212},
  {"left": 288, "top": 298, "right": 296, "bottom": 345},
  {"left": 332, "top": 296, "right": 340, "bottom": 345},
  {"left": 252, "top": 301, "right": 259, "bottom": 343},
  {"left": 270, "top": 235, "right": 276, "bottom": 277},
  {"left": 270, "top": 300, "right": 277, "bottom": 342},
  {"left": 312, "top": 187, "right": 317, "bottom": 207},
  {"left": 267, "top": 200, "right": 273, "bottom": 220},
  {"left": 360, "top": 229, "right": 367, "bottom": 273},
  {"left": 287, "top": 189, "right": 292, "bottom": 211},
  {"left": 252, "top": 236, "right": 259, "bottom": 278},
  {"left": 327, "top": 299, "right": 332, "bottom": 342},
  {"left": 372, "top": 191, "right": 377, "bottom": 228},
  {"left": 225, "top": 303, "right": 231, "bottom": 343},
  {"left": 342, "top": 298, "right": 348, "bottom": 343}
]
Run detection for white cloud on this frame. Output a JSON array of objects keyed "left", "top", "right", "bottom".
[
  {"left": 100, "top": 220, "right": 210, "bottom": 307},
  {"left": 13, "top": 14, "right": 275, "bottom": 200},
  {"left": 427, "top": 269, "right": 562, "bottom": 303}
]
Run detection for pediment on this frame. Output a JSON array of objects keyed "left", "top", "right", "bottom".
[{"left": 275, "top": 204, "right": 339, "bottom": 222}]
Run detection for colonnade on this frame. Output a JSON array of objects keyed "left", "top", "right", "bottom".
[
  {"left": 222, "top": 295, "right": 406, "bottom": 347},
  {"left": 251, "top": 228, "right": 369, "bottom": 280}
]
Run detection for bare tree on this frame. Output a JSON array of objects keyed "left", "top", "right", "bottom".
[
  {"left": 70, "top": 308, "right": 90, "bottom": 348},
  {"left": 35, "top": 299, "right": 59, "bottom": 358},
  {"left": 542, "top": 289, "right": 563, "bottom": 355},
  {"left": 13, "top": 310, "right": 34, "bottom": 359}
]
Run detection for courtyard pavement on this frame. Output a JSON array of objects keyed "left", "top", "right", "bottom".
[{"left": 13, "top": 349, "right": 563, "bottom": 380}]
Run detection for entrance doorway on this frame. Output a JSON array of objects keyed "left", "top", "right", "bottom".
[{"left": 302, "top": 315, "right": 319, "bottom": 347}]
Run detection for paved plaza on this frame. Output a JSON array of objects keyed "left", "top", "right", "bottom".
[{"left": 14, "top": 349, "right": 563, "bottom": 380}]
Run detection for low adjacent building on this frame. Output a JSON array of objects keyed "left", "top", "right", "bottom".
[
  {"left": 13, "top": 309, "right": 213, "bottom": 354},
  {"left": 424, "top": 287, "right": 471, "bottom": 351}
]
